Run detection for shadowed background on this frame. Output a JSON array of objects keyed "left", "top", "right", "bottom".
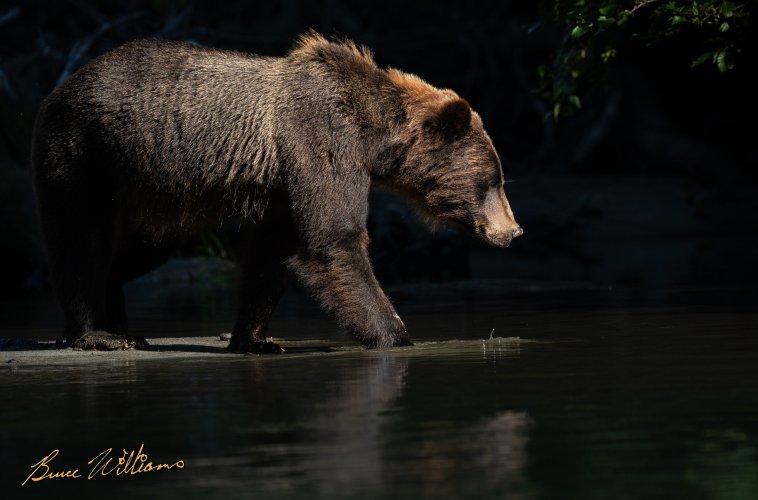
[
  {"left": 1, "top": 0, "right": 756, "bottom": 294},
  {"left": 2, "top": 4, "right": 758, "bottom": 499}
]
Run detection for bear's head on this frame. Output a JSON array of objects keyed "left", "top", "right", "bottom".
[{"left": 382, "top": 70, "right": 522, "bottom": 248}]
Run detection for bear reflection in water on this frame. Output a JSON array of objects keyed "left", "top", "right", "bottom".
[{"left": 31, "top": 32, "right": 522, "bottom": 353}]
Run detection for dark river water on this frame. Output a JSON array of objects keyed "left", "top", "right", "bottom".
[{"left": 1, "top": 280, "right": 757, "bottom": 499}]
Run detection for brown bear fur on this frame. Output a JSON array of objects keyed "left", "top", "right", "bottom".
[{"left": 31, "top": 32, "right": 521, "bottom": 352}]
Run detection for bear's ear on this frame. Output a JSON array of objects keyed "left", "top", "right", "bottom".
[{"left": 423, "top": 98, "right": 472, "bottom": 141}]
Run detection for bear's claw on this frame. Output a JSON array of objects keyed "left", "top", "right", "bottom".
[
  {"left": 228, "top": 339, "right": 285, "bottom": 354},
  {"left": 70, "top": 332, "right": 149, "bottom": 351}
]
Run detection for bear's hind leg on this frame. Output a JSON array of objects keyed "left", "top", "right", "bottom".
[
  {"left": 43, "top": 225, "right": 111, "bottom": 346},
  {"left": 50, "top": 235, "right": 148, "bottom": 350},
  {"left": 37, "top": 187, "right": 146, "bottom": 350},
  {"left": 71, "top": 280, "right": 147, "bottom": 350},
  {"left": 61, "top": 260, "right": 149, "bottom": 351}
]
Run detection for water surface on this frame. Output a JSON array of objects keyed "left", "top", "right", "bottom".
[{"left": 1, "top": 283, "right": 757, "bottom": 499}]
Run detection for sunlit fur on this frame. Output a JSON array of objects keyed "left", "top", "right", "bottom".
[{"left": 31, "top": 32, "right": 519, "bottom": 352}]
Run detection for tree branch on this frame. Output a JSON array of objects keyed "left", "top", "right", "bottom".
[
  {"left": 55, "top": 13, "right": 139, "bottom": 86},
  {"left": 629, "top": 0, "right": 662, "bottom": 16},
  {"left": 0, "top": 7, "right": 19, "bottom": 25}
]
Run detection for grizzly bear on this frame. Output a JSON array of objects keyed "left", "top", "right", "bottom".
[{"left": 31, "top": 32, "right": 522, "bottom": 353}]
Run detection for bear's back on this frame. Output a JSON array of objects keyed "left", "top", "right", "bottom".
[
  {"left": 31, "top": 40, "right": 291, "bottom": 230},
  {"left": 49, "top": 39, "right": 280, "bottom": 129}
]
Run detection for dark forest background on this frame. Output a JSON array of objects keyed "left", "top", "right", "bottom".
[{"left": 1, "top": 0, "right": 756, "bottom": 294}]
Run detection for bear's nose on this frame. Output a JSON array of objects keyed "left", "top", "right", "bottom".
[{"left": 512, "top": 227, "right": 524, "bottom": 239}]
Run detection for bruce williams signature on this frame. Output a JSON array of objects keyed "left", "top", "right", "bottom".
[{"left": 23, "top": 445, "right": 185, "bottom": 485}]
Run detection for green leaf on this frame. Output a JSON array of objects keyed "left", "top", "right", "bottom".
[
  {"left": 722, "top": 1, "right": 735, "bottom": 18},
  {"left": 691, "top": 51, "right": 714, "bottom": 68},
  {"left": 553, "top": 103, "right": 561, "bottom": 121},
  {"left": 571, "top": 25, "right": 588, "bottom": 38},
  {"left": 719, "top": 21, "right": 730, "bottom": 32},
  {"left": 569, "top": 94, "right": 582, "bottom": 109},
  {"left": 601, "top": 48, "right": 617, "bottom": 62},
  {"left": 716, "top": 50, "right": 735, "bottom": 72},
  {"left": 671, "top": 15, "right": 686, "bottom": 25},
  {"left": 599, "top": 5, "right": 615, "bottom": 16}
]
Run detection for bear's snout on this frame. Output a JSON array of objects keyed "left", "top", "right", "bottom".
[
  {"left": 483, "top": 225, "right": 523, "bottom": 248},
  {"left": 478, "top": 187, "right": 521, "bottom": 248}
]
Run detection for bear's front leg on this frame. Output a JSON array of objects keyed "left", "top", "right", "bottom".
[
  {"left": 228, "top": 220, "right": 296, "bottom": 354},
  {"left": 288, "top": 232, "right": 413, "bottom": 349}
]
